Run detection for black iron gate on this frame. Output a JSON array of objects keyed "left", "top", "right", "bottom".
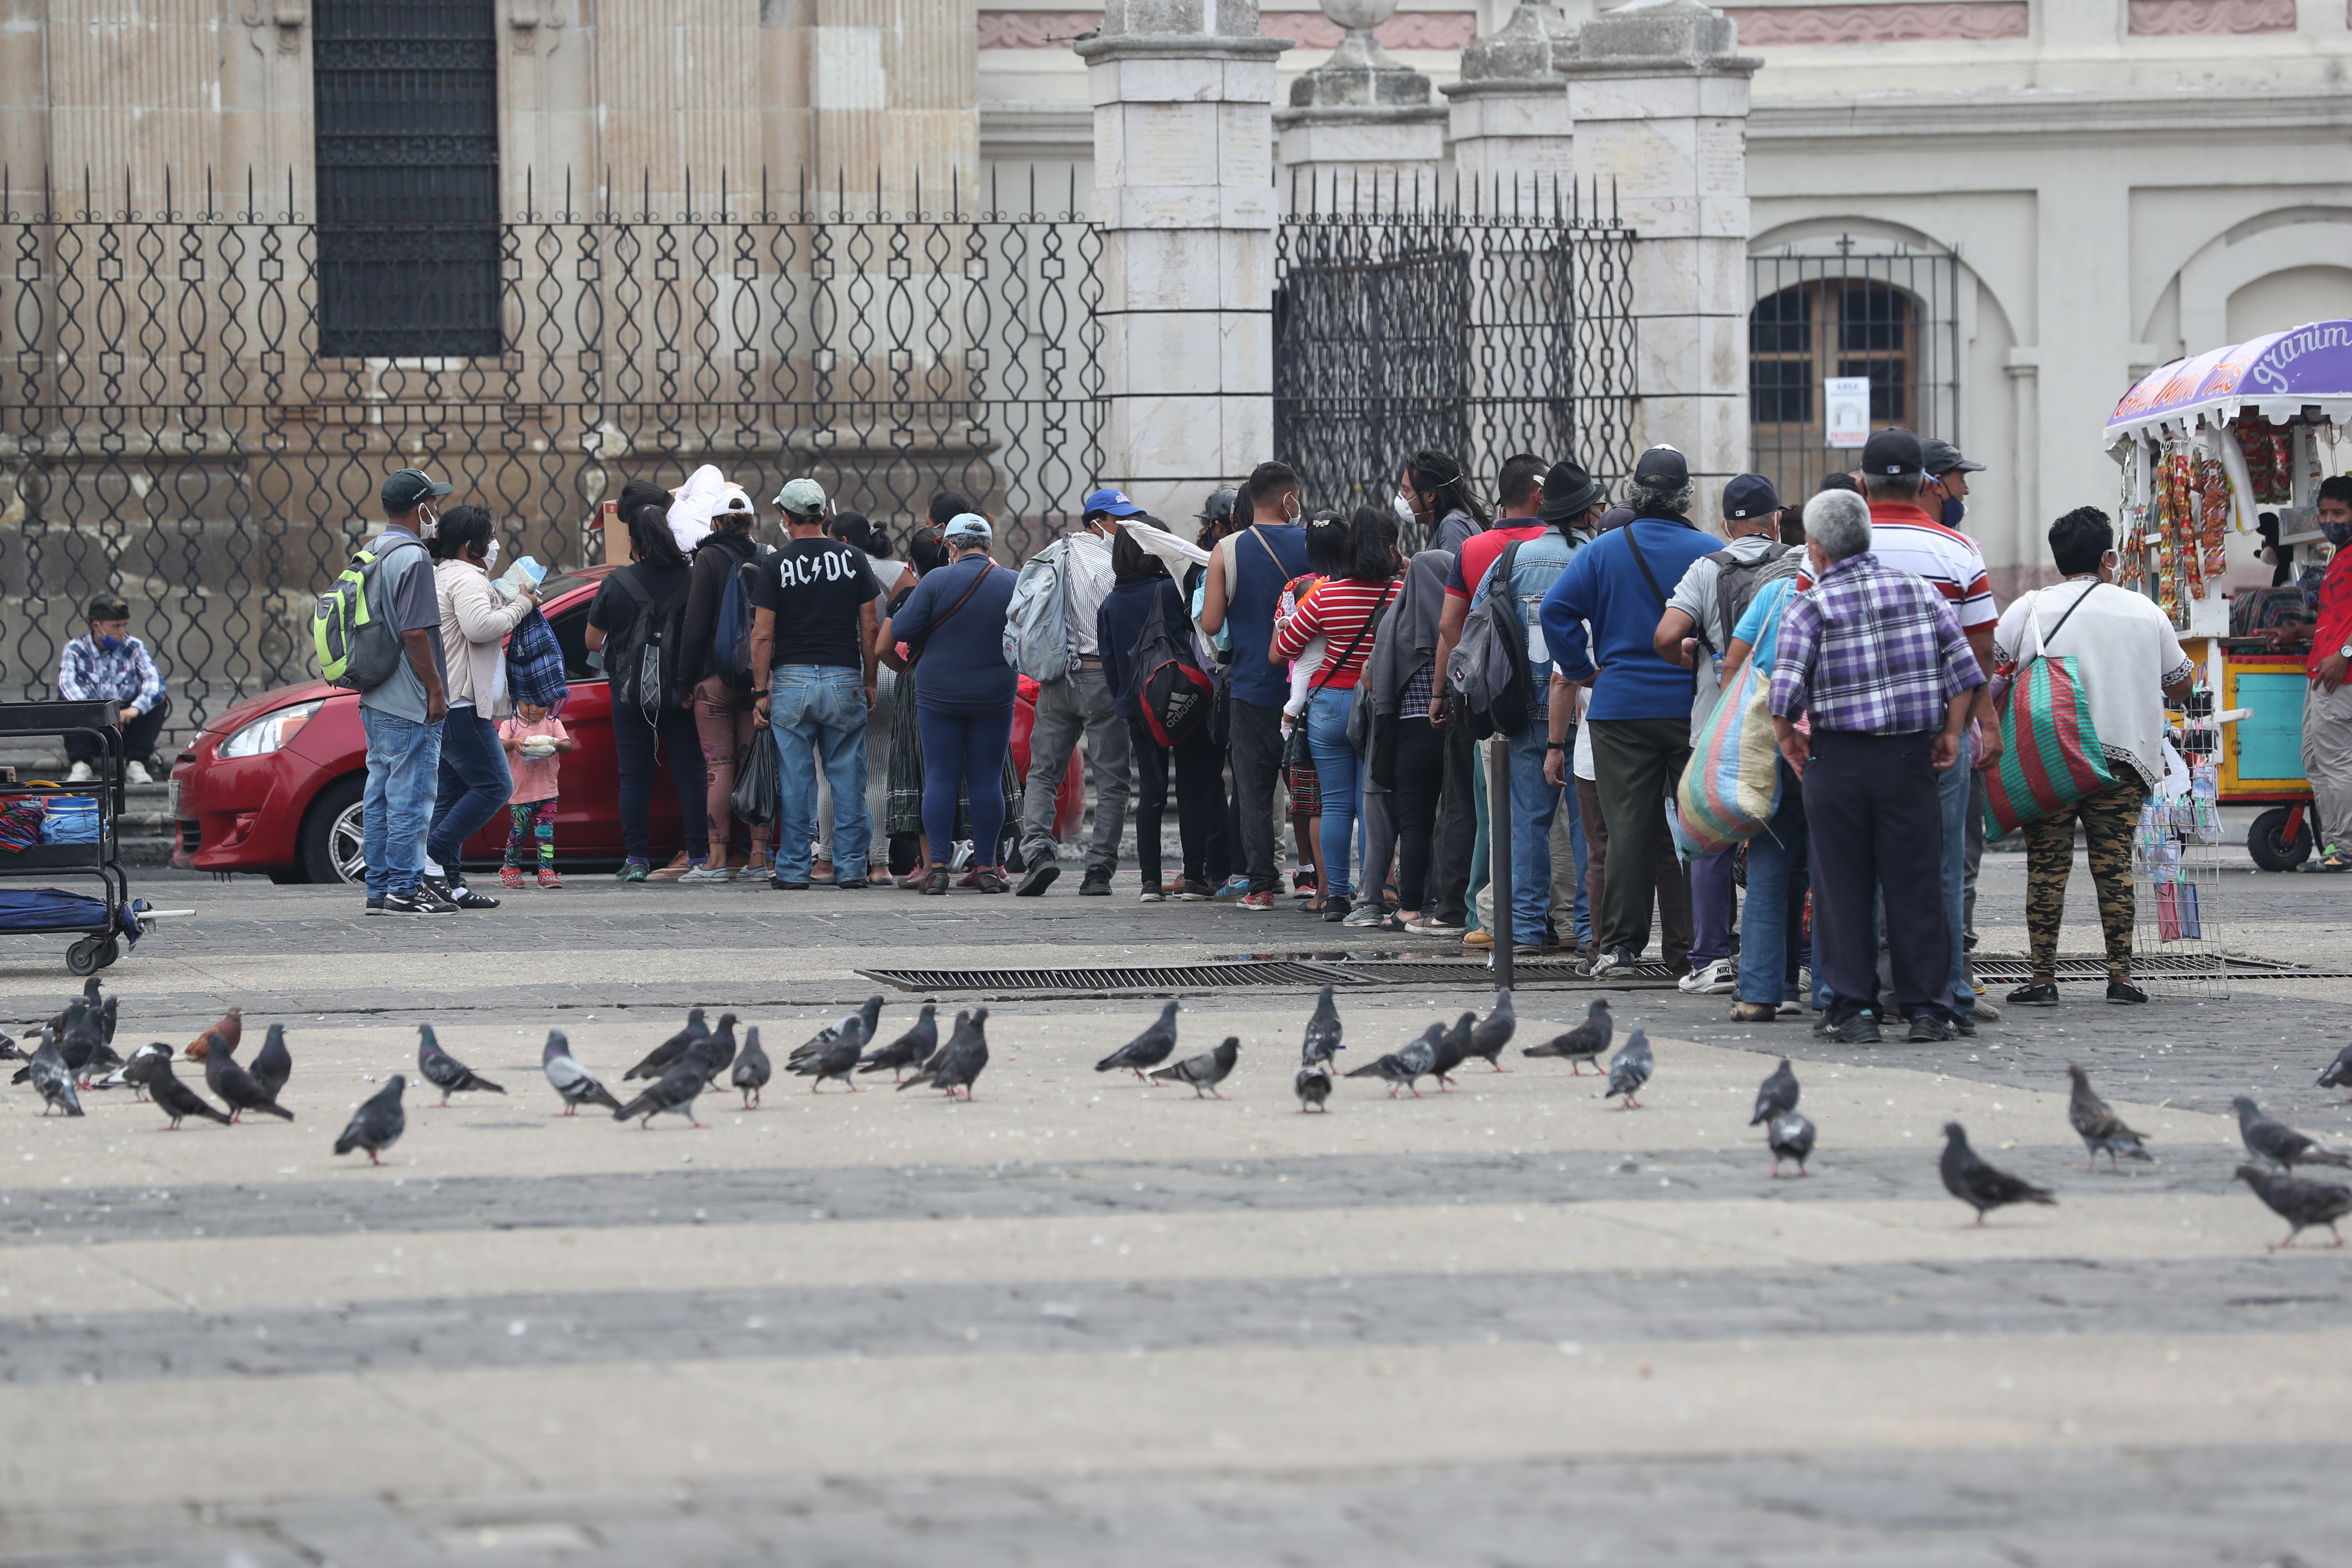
[{"left": 1274, "top": 178, "right": 1639, "bottom": 525}]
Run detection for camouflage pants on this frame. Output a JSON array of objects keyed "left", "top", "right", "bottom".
[{"left": 2020, "top": 779, "right": 2147, "bottom": 979}]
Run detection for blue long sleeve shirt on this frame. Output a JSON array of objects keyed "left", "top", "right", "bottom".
[{"left": 1538, "top": 517, "right": 1718, "bottom": 723}]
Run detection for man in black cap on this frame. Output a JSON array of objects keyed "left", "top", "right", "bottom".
[
  {"left": 1922, "top": 434, "right": 1995, "bottom": 962},
  {"left": 356, "top": 466, "right": 457, "bottom": 914},
  {"left": 1540, "top": 445, "right": 1719, "bottom": 978},
  {"left": 1652, "top": 472, "right": 1798, "bottom": 996},
  {"left": 56, "top": 594, "right": 170, "bottom": 786}
]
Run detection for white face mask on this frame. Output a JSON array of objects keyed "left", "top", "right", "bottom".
[
  {"left": 484, "top": 538, "right": 500, "bottom": 572},
  {"left": 417, "top": 501, "right": 439, "bottom": 539},
  {"left": 1393, "top": 492, "right": 1416, "bottom": 525}
]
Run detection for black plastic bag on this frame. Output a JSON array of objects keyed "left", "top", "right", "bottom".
[{"left": 731, "top": 732, "right": 780, "bottom": 827}]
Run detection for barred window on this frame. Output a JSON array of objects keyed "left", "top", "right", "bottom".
[{"left": 313, "top": 0, "right": 502, "bottom": 358}]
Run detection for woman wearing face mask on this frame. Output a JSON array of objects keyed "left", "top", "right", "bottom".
[
  {"left": 1396, "top": 449, "right": 1492, "bottom": 555},
  {"left": 424, "top": 504, "right": 540, "bottom": 908}
]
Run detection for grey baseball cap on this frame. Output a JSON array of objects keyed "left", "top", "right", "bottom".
[{"left": 1921, "top": 437, "right": 1985, "bottom": 476}]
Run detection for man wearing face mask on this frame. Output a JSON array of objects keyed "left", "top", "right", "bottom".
[
  {"left": 355, "top": 466, "right": 457, "bottom": 914},
  {"left": 1921, "top": 435, "right": 1998, "bottom": 993},
  {"left": 2299, "top": 474, "right": 2352, "bottom": 873},
  {"left": 58, "top": 595, "right": 170, "bottom": 786}
]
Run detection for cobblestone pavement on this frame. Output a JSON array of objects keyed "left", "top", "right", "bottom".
[{"left": 1, "top": 849, "right": 2347, "bottom": 1564}]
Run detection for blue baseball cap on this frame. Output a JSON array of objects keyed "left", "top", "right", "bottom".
[
  {"left": 1081, "top": 487, "right": 1145, "bottom": 518},
  {"left": 1721, "top": 473, "right": 1781, "bottom": 521},
  {"left": 944, "top": 513, "right": 992, "bottom": 543}
]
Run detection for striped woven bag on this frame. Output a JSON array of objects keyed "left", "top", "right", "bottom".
[
  {"left": 1675, "top": 652, "right": 1782, "bottom": 855},
  {"left": 1981, "top": 586, "right": 2114, "bottom": 835}
]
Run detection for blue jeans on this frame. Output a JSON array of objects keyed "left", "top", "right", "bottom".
[
  {"left": 1936, "top": 729, "right": 1977, "bottom": 1019},
  {"left": 1506, "top": 724, "right": 1563, "bottom": 946},
  {"left": 769, "top": 666, "right": 873, "bottom": 883},
  {"left": 1306, "top": 686, "right": 1362, "bottom": 898},
  {"left": 361, "top": 707, "right": 443, "bottom": 898},
  {"left": 917, "top": 704, "right": 1015, "bottom": 867},
  {"left": 1740, "top": 762, "right": 1810, "bottom": 1005},
  {"left": 426, "top": 706, "right": 512, "bottom": 879}
]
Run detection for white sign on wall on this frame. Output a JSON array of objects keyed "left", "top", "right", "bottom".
[{"left": 1825, "top": 377, "right": 1871, "bottom": 449}]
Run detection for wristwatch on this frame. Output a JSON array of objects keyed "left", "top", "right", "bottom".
[
  {"left": 1546, "top": 740, "right": 1567, "bottom": 751},
  {"left": 2339, "top": 643, "right": 2351, "bottom": 661}
]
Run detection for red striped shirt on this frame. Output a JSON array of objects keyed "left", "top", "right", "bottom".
[{"left": 1272, "top": 576, "right": 1395, "bottom": 689}]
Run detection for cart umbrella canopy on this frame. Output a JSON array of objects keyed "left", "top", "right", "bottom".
[{"left": 2107, "top": 319, "right": 2352, "bottom": 444}]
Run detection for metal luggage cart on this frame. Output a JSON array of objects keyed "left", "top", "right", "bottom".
[{"left": 0, "top": 700, "right": 138, "bottom": 974}]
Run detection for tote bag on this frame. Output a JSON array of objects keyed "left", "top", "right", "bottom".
[
  {"left": 1675, "top": 651, "right": 1782, "bottom": 854},
  {"left": 1981, "top": 588, "right": 2114, "bottom": 835}
]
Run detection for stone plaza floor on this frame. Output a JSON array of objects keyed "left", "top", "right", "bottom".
[{"left": 2, "top": 846, "right": 2348, "bottom": 1565}]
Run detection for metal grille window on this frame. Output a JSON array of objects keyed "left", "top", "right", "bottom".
[
  {"left": 313, "top": 0, "right": 502, "bottom": 357},
  {"left": 1748, "top": 242, "right": 1959, "bottom": 505}
]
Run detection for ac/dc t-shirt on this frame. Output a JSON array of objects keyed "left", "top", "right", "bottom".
[{"left": 751, "top": 538, "right": 879, "bottom": 669}]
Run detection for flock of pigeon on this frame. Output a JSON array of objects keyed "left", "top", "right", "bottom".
[{"left": 10, "top": 977, "right": 2352, "bottom": 1248}]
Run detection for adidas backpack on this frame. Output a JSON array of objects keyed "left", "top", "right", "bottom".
[{"left": 1127, "top": 586, "right": 1215, "bottom": 747}]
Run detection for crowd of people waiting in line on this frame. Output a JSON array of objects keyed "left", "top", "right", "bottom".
[{"left": 326, "top": 423, "right": 2223, "bottom": 1038}]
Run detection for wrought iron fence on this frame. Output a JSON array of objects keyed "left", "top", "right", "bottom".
[
  {"left": 1274, "top": 175, "right": 1640, "bottom": 533},
  {"left": 0, "top": 168, "right": 1103, "bottom": 742},
  {"left": 1748, "top": 239, "right": 1962, "bottom": 505}
]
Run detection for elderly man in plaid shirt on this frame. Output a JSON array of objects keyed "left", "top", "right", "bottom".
[
  {"left": 1768, "top": 487, "right": 1985, "bottom": 1045},
  {"left": 56, "top": 594, "right": 170, "bottom": 784}
]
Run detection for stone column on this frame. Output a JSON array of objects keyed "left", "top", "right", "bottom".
[
  {"left": 1272, "top": 0, "right": 1447, "bottom": 211},
  {"left": 1440, "top": 2, "right": 1574, "bottom": 207},
  {"left": 1076, "top": 3, "right": 1289, "bottom": 522},
  {"left": 1559, "top": 0, "right": 1756, "bottom": 511}
]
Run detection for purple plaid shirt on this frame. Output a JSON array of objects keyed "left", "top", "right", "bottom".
[{"left": 1769, "top": 551, "right": 1982, "bottom": 735}]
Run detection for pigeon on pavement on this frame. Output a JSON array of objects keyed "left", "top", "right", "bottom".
[
  {"left": 417, "top": 1026, "right": 504, "bottom": 1106},
  {"left": 148, "top": 1060, "right": 231, "bottom": 1129},
  {"left": 1751, "top": 1058, "right": 1799, "bottom": 1126},
  {"left": 789, "top": 1016, "right": 868, "bottom": 1092},
  {"left": 1427, "top": 1013, "right": 1476, "bottom": 1089},
  {"left": 1939, "top": 1121, "right": 2055, "bottom": 1225},
  {"left": 623, "top": 1008, "right": 708, "bottom": 1081},
  {"left": 541, "top": 1029, "right": 622, "bottom": 1116},
  {"left": 24, "top": 1039, "right": 82, "bottom": 1117},
  {"left": 1301, "top": 985, "right": 1344, "bottom": 1066},
  {"left": 613, "top": 1041, "right": 714, "bottom": 1128},
  {"left": 250, "top": 1024, "right": 293, "bottom": 1101},
  {"left": 2234, "top": 1096, "right": 2352, "bottom": 1170},
  {"left": 1767, "top": 1110, "right": 1815, "bottom": 1178},
  {"left": 182, "top": 1005, "right": 243, "bottom": 1062},
  {"left": 1525, "top": 998, "right": 1611, "bottom": 1074},
  {"left": 858, "top": 1004, "right": 938, "bottom": 1081},
  {"left": 40, "top": 976, "right": 101, "bottom": 1036},
  {"left": 1096, "top": 1000, "right": 1180, "bottom": 1080},
  {"left": 1464, "top": 989, "right": 1515, "bottom": 1071},
  {"left": 113, "top": 1042, "right": 173, "bottom": 1099},
  {"left": 1148, "top": 1036, "right": 1239, "bottom": 1099},
  {"left": 790, "top": 996, "right": 884, "bottom": 1065},
  {"left": 202, "top": 1033, "right": 294, "bottom": 1122},
  {"left": 2066, "top": 1064, "right": 2152, "bottom": 1172},
  {"left": 334, "top": 1075, "right": 407, "bottom": 1164},
  {"left": 900, "top": 1007, "right": 989, "bottom": 1099},
  {"left": 58, "top": 997, "right": 107, "bottom": 1083},
  {"left": 2235, "top": 1163, "right": 2352, "bottom": 1250},
  {"left": 1294, "top": 1060, "right": 1333, "bottom": 1113},
  {"left": 2319, "top": 1041, "right": 2352, "bottom": 1101},
  {"left": 697, "top": 1014, "right": 741, "bottom": 1088},
  {"left": 1346, "top": 1023, "right": 1442, "bottom": 1099},
  {"left": 733, "top": 1026, "right": 772, "bottom": 1108},
  {"left": 0, "top": 1031, "right": 17, "bottom": 1060},
  {"left": 1605, "top": 1028, "right": 1654, "bottom": 1109}
]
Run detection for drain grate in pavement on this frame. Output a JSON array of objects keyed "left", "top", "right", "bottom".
[
  {"left": 855, "top": 961, "right": 1373, "bottom": 993},
  {"left": 1970, "top": 952, "right": 2343, "bottom": 982}
]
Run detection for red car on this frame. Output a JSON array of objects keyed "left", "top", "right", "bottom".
[{"left": 171, "top": 564, "right": 1080, "bottom": 882}]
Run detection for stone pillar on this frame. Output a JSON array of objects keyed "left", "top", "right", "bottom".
[
  {"left": 1440, "top": 2, "right": 1573, "bottom": 207},
  {"left": 1077, "top": 3, "right": 1289, "bottom": 522},
  {"left": 1559, "top": 0, "right": 1756, "bottom": 512},
  {"left": 1273, "top": 0, "right": 1447, "bottom": 211}
]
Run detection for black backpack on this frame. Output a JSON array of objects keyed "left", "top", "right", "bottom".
[
  {"left": 607, "top": 568, "right": 690, "bottom": 725},
  {"left": 1446, "top": 540, "right": 1536, "bottom": 740},
  {"left": 1697, "top": 542, "right": 1798, "bottom": 656},
  {"left": 1127, "top": 586, "right": 1215, "bottom": 747}
]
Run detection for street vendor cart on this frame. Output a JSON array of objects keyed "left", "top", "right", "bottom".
[{"left": 2104, "top": 318, "right": 2351, "bottom": 870}]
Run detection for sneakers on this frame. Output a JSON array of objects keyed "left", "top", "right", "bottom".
[
  {"left": 1407, "top": 917, "right": 1466, "bottom": 937},
  {"left": 1139, "top": 887, "right": 1166, "bottom": 903},
  {"left": 2006, "top": 981, "right": 2060, "bottom": 1007},
  {"left": 1776, "top": 998, "right": 1805, "bottom": 1017},
  {"left": 1824, "top": 1013, "right": 1882, "bottom": 1044},
  {"left": 1175, "top": 880, "right": 1216, "bottom": 901},
  {"left": 125, "top": 760, "right": 153, "bottom": 785},
  {"left": 677, "top": 864, "right": 733, "bottom": 884},
  {"left": 1341, "top": 900, "right": 1383, "bottom": 927},
  {"left": 65, "top": 762, "right": 95, "bottom": 783},
  {"left": 1016, "top": 863, "right": 1060, "bottom": 897},
  {"left": 1728, "top": 1001, "right": 1779, "bottom": 1023},
  {"left": 2107, "top": 978, "right": 2149, "bottom": 1004},
  {"left": 499, "top": 865, "right": 527, "bottom": 890},
  {"left": 423, "top": 876, "right": 500, "bottom": 911},
  {"left": 1678, "top": 959, "right": 1735, "bottom": 995},
  {"left": 365, "top": 895, "right": 384, "bottom": 915},
  {"left": 380, "top": 885, "right": 457, "bottom": 915},
  {"left": 1078, "top": 871, "right": 1112, "bottom": 897},
  {"left": 1582, "top": 946, "right": 1638, "bottom": 980},
  {"left": 1320, "top": 896, "right": 1353, "bottom": 923},
  {"left": 1238, "top": 889, "right": 1276, "bottom": 912},
  {"left": 1213, "top": 875, "right": 1251, "bottom": 900},
  {"left": 537, "top": 869, "right": 564, "bottom": 889},
  {"left": 1905, "top": 1011, "right": 1957, "bottom": 1043},
  {"left": 2306, "top": 845, "right": 2352, "bottom": 872},
  {"left": 1952, "top": 1013, "right": 1977, "bottom": 1038},
  {"left": 615, "top": 859, "right": 650, "bottom": 883},
  {"left": 1292, "top": 870, "right": 1317, "bottom": 895}
]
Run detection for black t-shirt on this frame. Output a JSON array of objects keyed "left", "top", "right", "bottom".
[{"left": 751, "top": 538, "right": 880, "bottom": 669}]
